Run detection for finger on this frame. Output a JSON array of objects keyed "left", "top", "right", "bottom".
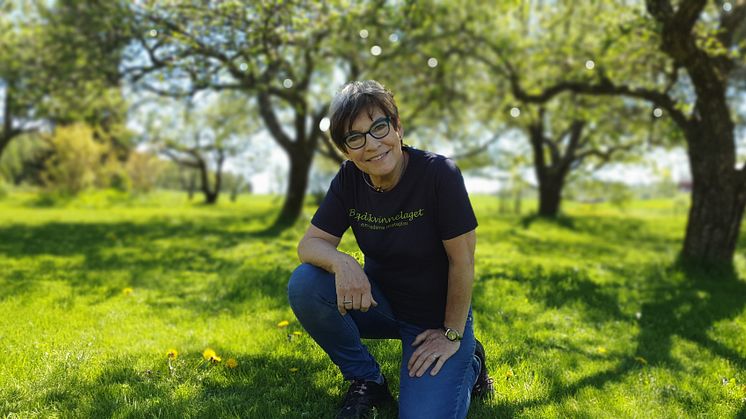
[
  {"left": 407, "top": 347, "right": 424, "bottom": 371},
  {"left": 408, "top": 347, "right": 430, "bottom": 375},
  {"left": 336, "top": 293, "right": 347, "bottom": 315},
  {"left": 416, "top": 354, "right": 437, "bottom": 377},
  {"left": 360, "top": 294, "right": 372, "bottom": 312},
  {"left": 370, "top": 295, "right": 378, "bottom": 307},
  {"left": 411, "top": 330, "right": 429, "bottom": 347},
  {"left": 430, "top": 357, "right": 446, "bottom": 376},
  {"left": 352, "top": 293, "right": 361, "bottom": 311}
]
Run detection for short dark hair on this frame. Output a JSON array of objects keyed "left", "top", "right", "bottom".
[{"left": 329, "top": 80, "right": 400, "bottom": 153}]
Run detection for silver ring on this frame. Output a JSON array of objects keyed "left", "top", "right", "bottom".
[{"left": 343, "top": 300, "right": 353, "bottom": 305}]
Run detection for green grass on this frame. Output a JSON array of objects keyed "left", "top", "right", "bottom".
[{"left": 1, "top": 191, "right": 745, "bottom": 418}]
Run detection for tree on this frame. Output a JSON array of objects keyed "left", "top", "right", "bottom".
[
  {"left": 0, "top": 0, "right": 135, "bottom": 169},
  {"left": 499, "top": 0, "right": 746, "bottom": 267},
  {"left": 440, "top": 0, "right": 674, "bottom": 218},
  {"left": 124, "top": 1, "right": 366, "bottom": 226},
  {"left": 138, "top": 92, "right": 260, "bottom": 204},
  {"left": 0, "top": 3, "right": 45, "bottom": 159}
]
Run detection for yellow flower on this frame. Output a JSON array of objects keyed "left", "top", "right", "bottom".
[
  {"left": 166, "top": 348, "right": 178, "bottom": 359},
  {"left": 597, "top": 347, "right": 607, "bottom": 355},
  {"left": 634, "top": 356, "right": 647, "bottom": 365},
  {"left": 202, "top": 348, "right": 218, "bottom": 361},
  {"left": 506, "top": 369, "right": 514, "bottom": 379},
  {"left": 122, "top": 287, "right": 134, "bottom": 296},
  {"left": 292, "top": 331, "right": 302, "bottom": 336},
  {"left": 289, "top": 367, "right": 299, "bottom": 373},
  {"left": 277, "top": 320, "right": 290, "bottom": 328}
]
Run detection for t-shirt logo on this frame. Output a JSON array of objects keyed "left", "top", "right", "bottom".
[{"left": 348, "top": 208, "right": 425, "bottom": 230}]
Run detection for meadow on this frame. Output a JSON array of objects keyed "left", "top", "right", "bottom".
[{"left": 0, "top": 191, "right": 745, "bottom": 418}]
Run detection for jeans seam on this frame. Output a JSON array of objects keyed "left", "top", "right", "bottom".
[{"left": 449, "top": 328, "right": 475, "bottom": 418}]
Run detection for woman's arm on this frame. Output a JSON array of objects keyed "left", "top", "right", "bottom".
[
  {"left": 297, "top": 224, "right": 377, "bottom": 314},
  {"left": 407, "top": 229, "right": 476, "bottom": 377},
  {"left": 442, "top": 229, "right": 477, "bottom": 336}
]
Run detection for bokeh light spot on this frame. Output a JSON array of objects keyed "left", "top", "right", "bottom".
[
  {"left": 389, "top": 33, "right": 399, "bottom": 42},
  {"left": 359, "top": 29, "right": 369, "bottom": 39},
  {"left": 283, "top": 79, "right": 293, "bottom": 88},
  {"left": 653, "top": 108, "right": 663, "bottom": 118},
  {"left": 427, "top": 58, "right": 438, "bottom": 68},
  {"left": 370, "top": 45, "right": 382, "bottom": 56},
  {"left": 319, "top": 117, "right": 330, "bottom": 132},
  {"left": 585, "top": 60, "right": 595, "bottom": 70},
  {"left": 723, "top": 2, "right": 732, "bottom": 12},
  {"left": 510, "top": 107, "right": 520, "bottom": 118}
]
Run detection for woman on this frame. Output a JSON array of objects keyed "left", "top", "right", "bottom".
[{"left": 288, "top": 80, "right": 492, "bottom": 419}]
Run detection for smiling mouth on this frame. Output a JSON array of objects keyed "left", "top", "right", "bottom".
[{"left": 367, "top": 150, "right": 389, "bottom": 162}]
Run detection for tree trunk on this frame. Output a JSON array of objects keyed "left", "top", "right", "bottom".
[
  {"left": 681, "top": 130, "right": 746, "bottom": 266},
  {"left": 537, "top": 175, "right": 565, "bottom": 217},
  {"left": 273, "top": 150, "right": 313, "bottom": 229}
]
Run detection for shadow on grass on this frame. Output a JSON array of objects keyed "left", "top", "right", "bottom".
[
  {"left": 474, "top": 261, "right": 746, "bottom": 417},
  {"left": 3, "top": 353, "right": 353, "bottom": 418},
  {"left": 0, "top": 209, "right": 298, "bottom": 315}
]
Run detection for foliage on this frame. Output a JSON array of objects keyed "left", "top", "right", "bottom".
[
  {"left": 0, "top": 1, "right": 135, "bottom": 160},
  {"left": 41, "top": 124, "right": 105, "bottom": 195},
  {"left": 0, "top": 194, "right": 744, "bottom": 417},
  {"left": 125, "top": 151, "right": 164, "bottom": 194},
  {"left": 0, "top": 133, "right": 49, "bottom": 185}
]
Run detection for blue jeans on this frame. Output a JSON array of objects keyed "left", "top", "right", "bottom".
[{"left": 288, "top": 263, "right": 480, "bottom": 419}]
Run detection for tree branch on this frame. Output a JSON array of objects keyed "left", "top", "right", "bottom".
[{"left": 257, "top": 91, "right": 293, "bottom": 151}]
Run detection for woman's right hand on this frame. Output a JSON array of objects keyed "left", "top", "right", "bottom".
[{"left": 333, "top": 255, "right": 378, "bottom": 315}]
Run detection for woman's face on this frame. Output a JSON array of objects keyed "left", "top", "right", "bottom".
[{"left": 343, "top": 108, "right": 404, "bottom": 180}]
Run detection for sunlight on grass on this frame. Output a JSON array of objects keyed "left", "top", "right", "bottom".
[{"left": 0, "top": 192, "right": 745, "bottom": 417}]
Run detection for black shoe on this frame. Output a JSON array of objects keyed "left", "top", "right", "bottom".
[
  {"left": 472, "top": 339, "right": 494, "bottom": 398},
  {"left": 336, "top": 375, "right": 396, "bottom": 419}
]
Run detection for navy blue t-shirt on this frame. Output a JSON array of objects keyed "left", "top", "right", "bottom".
[{"left": 311, "top": 147, "right": 478, "bottom": 328}]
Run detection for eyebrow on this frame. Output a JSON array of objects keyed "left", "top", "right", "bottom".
[{"left": 345, "top": 116, "right": 388, "bottom": 136}]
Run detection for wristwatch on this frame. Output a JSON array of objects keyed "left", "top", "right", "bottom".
[{"left": 443, "top": 327, "right": 462, "bottom": 342}]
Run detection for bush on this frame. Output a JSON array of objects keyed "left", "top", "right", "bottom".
[
  {"left": 41, "top": 124, "right": 104, "bottom": 195},
  {"left": 125, "top": 151, "right": 163, "bottom": 193}
]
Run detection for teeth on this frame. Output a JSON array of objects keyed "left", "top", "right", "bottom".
[{"left": 369, "top": 151, "right": 387, "bottom": 161}]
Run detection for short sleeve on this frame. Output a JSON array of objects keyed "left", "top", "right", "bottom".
[
  {"left": 311, "top": 169, "right": 350, "bottom": 238},
  {"left": 435, "top": 158, "right": 478, "bottom": 240}
]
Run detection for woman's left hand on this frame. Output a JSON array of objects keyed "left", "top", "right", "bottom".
[{"left": 407, "top": 329, "right": 460, "bottom": 377}]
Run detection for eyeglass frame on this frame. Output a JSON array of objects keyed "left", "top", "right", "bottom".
[{"left": 342, "top": 116, "right": 391, "bottom": 150}]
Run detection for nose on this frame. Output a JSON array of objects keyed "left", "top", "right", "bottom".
[{"left": 364, "top": 133, "right": 382, "bottom": 150}]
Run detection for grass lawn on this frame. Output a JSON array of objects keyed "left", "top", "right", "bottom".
[{"left": 1, "top": 191, "right": 745, "bottom": 418}]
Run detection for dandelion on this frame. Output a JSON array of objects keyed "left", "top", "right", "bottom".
[
  {"left": 505, "top": 369, "right": 514, "bottom": 379},
  {"left": 634, "top": 356, "right": 647, "bottom": 365},
  {"left": 277, "top": 320, "right": 290, "bottom": 328},
  {"left": 203, "top": 348, "right": 222, "bottom": 363},
  {"left": 166, "top": 348, "right": 178, "bottom": 359},
  {"left": 226, "top": 358, "right": 238, "bottom": 369},
  {"left": 597, "top": 347, "right": 607, "bottom": 355},
  {"left": 289, "top": 367, "right": 299, "bottom": 372},
  {"left": 122, "top": 287, "right": 134, "bottom": 296},
  {"left": 292, "top": 331, "right": 302, "bottom": 336}
]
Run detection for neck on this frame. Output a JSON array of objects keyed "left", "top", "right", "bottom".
[{"left": 369, "top": 151, "right": 408, "bottom": 192}]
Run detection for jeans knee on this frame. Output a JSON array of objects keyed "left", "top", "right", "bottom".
[{"left": 288, "top": 263, "right": 334, "bottom": 311}]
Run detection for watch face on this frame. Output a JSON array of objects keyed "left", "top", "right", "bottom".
[{"left": 445, "top": 329, "right": 458, "bottom": 341}]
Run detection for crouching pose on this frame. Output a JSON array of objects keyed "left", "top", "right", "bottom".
[{"left": 288, "top": 80, "right": 493, "bottom": 419}]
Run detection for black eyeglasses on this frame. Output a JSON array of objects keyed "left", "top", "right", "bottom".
[{"left": 343, "top": 116, "right": 391, "bottom": 150}]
